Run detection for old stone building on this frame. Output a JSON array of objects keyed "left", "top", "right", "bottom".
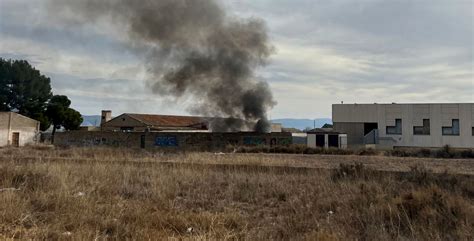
[
  {"left": 54, "top": 131, "right": 292, "bottom": 151},
  {"left": 100, "top": 111, "right": 209, "bottom": 132},
  {"left": 98, "top": 110, "right": 282, "bottom": 133},
  {"left": 0, "top": 112, "right": 40, "bottom": 147}
]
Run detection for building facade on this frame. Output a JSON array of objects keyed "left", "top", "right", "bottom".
[
  {"left": 307, "top": 128, "right": 347, "bottom": 149},
  {"left": 333, "top": 103, "right": 474, "bottom": 149},
  {"left": 98, "top": 110, "right": 282, "bottom": 133},
  {"left": 0, "top": 112, "right": 40, "bottom": 147},
  {"left": 54, "top": 131, "right": 292, "bottom": 151},
  {"left": 100, "top": 112, "right": 209, "bottom": 132}
]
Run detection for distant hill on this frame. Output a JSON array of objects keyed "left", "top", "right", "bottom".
[
  {"left": 271, "top": 118, "right": 332, "bottom": 131},
  {"left": 81, "top": 115, "right": 101, "bottom": 127}
]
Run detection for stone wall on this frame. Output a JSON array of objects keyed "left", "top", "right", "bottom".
[{"left": 54, "top": 131, "right": 293, "bottom": 151}]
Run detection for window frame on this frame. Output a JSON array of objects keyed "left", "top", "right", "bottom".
[
  {"left": 413, "top": 119, "right": 430, "bottom": 136},
  {"left": 386, "top": 119, "right": 402, "bottom": 135},
  {"left": 442, "top": 119, "right": 460, "bottom": 136}
]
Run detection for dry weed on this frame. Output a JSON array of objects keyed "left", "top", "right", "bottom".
[{"left": 0, "top": 147, "right": 472, "bottom": 240}]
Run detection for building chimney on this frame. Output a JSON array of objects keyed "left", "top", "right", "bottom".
[{"left": 101, "top": 110, "right": 112, "bottom": 126}]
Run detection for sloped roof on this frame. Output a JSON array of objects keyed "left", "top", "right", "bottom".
[
  {"left": 0, "top": 112, "right": 39, "bottom": 124},
  {"left": 125, "top": 113, "right": 207, "bottom": 128}
]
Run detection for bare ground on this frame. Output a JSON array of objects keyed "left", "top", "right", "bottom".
[{"left": 0, "top": 146, "right": 473, "bottom": 240}]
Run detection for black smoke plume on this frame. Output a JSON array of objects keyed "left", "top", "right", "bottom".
[{"left": 48, "top": 0, "right": 276, "bottom": 132}]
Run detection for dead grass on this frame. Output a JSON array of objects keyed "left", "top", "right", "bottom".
[
  {"left": 0, "top": 146, "right": 473, "bottom": 240},
  {"left": 234, "top": 144, "right": 474, "bottom": 159}
]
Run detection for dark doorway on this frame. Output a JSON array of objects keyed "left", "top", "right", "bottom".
[
  {"left": 12, "top": 132, "right": 20, "bottom": 147},
  {"left": 316, "top": 134, "right": 325, "bottom": 147},
  {"left": 328, "top": 135, "right": 339, "bottom": 148},
  {"left": 140, "top": 135, "right": 146, "bottom": 149},
  {"left": 364, "top": 123, "right": 378, "bottom": 135}
]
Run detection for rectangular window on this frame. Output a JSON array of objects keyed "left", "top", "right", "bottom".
[
  {"left": 414, "top": 119, "right": 430, "bottom": 135},
  {"left": 442, "top": 119, "right": 460, "bottom": 136},
  {"left": 386, "top": 119, "right": 402, "bottom": 135}
]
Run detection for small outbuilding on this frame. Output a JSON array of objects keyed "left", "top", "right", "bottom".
[
  {"left": 0, "top": 112, "right": 40, "bottom": 147},
  {"left": 307, "top": 128, "right": 347, "bottom": 149}
]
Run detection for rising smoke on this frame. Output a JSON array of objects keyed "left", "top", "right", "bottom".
[{"left": 48, "top": 0, "right": 276, "bottom": 132}]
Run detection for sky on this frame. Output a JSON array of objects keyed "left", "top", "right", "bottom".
[{"left": 0, "top": 0, "right": 473, "bottom": 118}]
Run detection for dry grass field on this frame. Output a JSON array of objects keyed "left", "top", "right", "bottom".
[{"left": 0, "top": 146, "right": 473, "bottom": 240}]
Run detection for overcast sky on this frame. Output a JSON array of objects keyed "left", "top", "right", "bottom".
[{"left": 1, "top": 0, "right": 472, "bottom": 118}]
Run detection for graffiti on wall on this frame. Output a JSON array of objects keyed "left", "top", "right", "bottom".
[
  {"left": 269, "top": 138, "right": 291, "bottom": 147},
  {"left": 64, "top": 137, "right": 122, "bottom": 147},
  {"left": 155, "top": 136, "right": 178, "bottom": 147},
  {"left": 185, "top": 135, "right": 211, "bottom": 145},
  {"left": 243, "top": 137, "right": 266, "bottom": 146},
  {"left": 278, "top": 138, "right": 292, "bottom": 146}
]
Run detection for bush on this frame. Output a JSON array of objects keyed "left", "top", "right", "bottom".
[
  {"left": 233, "top": 144, "right": 473, "bottom": 159},
  {"left": 434, "top": 145, "right": 454, "bottom": 158},
  {"left": 233, "top": 145, "right": 355, "bottom": 155},
  {"left": 460, "top": 149, "right": 474, "bottom": 158},
  {"left": 356, "top": 148, "right": 378, "bottom": 156},
  {"left": 386, "top": 146, "right": 473, "bottom": 159}
]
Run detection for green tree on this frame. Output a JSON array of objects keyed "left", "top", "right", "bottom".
[
  {"left": 46, "top": 95, "right": 83, "bottom": 140},
  {"left": 322, "top": 123, "right": 333, "bottom": 128},
  {"left": 63, "top": 108, "right": 83, "bottom": 130},
  {"left": 0, "top": 58, "right": 52, "bottom": 130}
]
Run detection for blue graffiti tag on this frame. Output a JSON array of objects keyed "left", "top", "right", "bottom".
[
  {"left": 243, "top": 137, "right": 266, "bottom": 146},
  {"left": 155, "top": 136, "right": 178, "bottom": 147}
]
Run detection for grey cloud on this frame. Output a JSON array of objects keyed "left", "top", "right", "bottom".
[
  {"left": 0, "top": 0, "right": 472, "bottom": 119},
  {"left": 46, "top": 0, "right": 276, "bottom": 132}
]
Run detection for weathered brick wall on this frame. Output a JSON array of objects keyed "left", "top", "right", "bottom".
[
  {"left": 54, "top": 131, "right": 142, "bottom": 148},
  {"left": 54, "top": 131, "right": 292, "bottom": 151}
]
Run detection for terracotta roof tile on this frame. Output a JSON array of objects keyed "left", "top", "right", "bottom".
[{"left": 126, "top": 114, "right": 208, "bottom": 129}]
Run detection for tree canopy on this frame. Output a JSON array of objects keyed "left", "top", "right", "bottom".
[
  {"left": 0, "top": 58, "right": 82, "bottom": 131},
  {"left": 46, "top": 95, "right": 83, "bottom": 138},
  {"left": 0, "top": 58, "right": 53, "bottom": 129}
]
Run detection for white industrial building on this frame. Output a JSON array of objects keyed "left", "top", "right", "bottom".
[
  {"left": 0, "top": 112, "right": 40, "bottom": 147},
  {"left": 332, "top": 103, "right": 474, "bottom": 149}
]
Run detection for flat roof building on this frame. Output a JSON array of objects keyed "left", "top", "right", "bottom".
[{"left": 332, "top": 103, "right": 474, "bottom": 149}]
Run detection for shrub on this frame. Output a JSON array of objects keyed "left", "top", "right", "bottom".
[
  {"left": 434, "top": 145, "right": 454, "bottom": 158},
  {"left": 385, "top": 146, "right": 473, "bottom": 159},
  {"left": 357, "top": 148, "right": 378, "bottom": 156},
  {"left": 460, "top": 149, "right": 474, "bottom": 158},
  {"left": 417, "top": 148, "right": 432, "bottom": 158}
]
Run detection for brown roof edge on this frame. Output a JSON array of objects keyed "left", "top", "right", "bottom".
[
  {"left": 125, "top": 113, "right": 207, "bottom": 128},
  {"left": 102, "top": 113, "right": 148, "bottom": 127}
]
